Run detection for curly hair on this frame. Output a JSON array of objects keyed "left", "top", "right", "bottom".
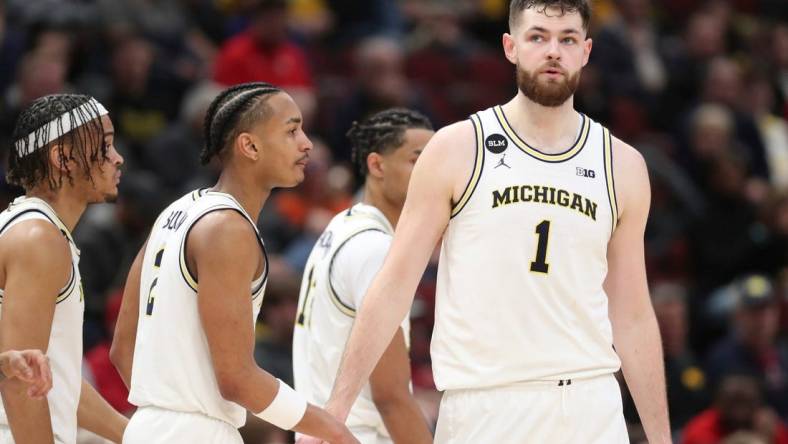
[
  {"left": 347, "top": 108, "right": 433, "bottom": 177},
  {"left": 200, "top": 82, "right": 283, "bottom": 165},
  {"left": 8, "top": 94, "right": 107, "bottom": 190},
  {"left": 509, "top": 0, "right": 592, "bottom": 30}
]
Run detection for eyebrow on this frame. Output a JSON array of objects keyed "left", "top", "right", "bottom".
[
  {"left": 526, "top": 26, "right": 580, "bottom": 35},
  {"left": 286, "top": 117, "right": 302, "bottom": 124},
  {"left": 103, "top": 131, "right": 115, "bottom": 137}
]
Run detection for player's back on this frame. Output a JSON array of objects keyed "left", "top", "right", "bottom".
[
  {"left": 0, "top": 196, "right": 84, "bottom": 443},
  {"left": 293, "top": 203, "right": 403, "bottom": 435},
  {"left": 432, "top": 106, "right": 622, "bottom": 391},
  {"left": 129, "top": 189, "right": 267, "bottom": 428}
]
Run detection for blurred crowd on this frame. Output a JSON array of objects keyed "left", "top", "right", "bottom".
[{"left": 0, "top": 0, "right": 786, "bottom": 443}]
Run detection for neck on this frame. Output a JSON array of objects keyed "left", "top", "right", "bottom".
[
  {"left": 26, "top": 186, "right": 88, "bottom": 232},
  {"left": 503, "top": 92, "right": 580, "bottom": 153},
  {"left": 210, "top": 166, "right": 271, "bottom": 224},
  {"left": 362, "top": 181, "right": 400, "bottom": 228}
]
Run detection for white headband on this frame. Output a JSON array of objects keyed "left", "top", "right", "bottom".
[{"left": 14, "top": 98, "right": 109, "bottom": 157}]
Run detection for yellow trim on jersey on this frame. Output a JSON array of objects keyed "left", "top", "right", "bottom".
[
  {"left": 179, "top": 235, "right": 199, "bottom": 293},
  {"left": 55, "top": 265, "right": 78, "bottom": 303},
  {"left": 602, "top": 128, "right": 619, "bottom": 234},
  {"left": 450, "top": 114, "right": 485, "bottom": 218},
  {"left": 494, "top": 106, "right": 590, "bottom": 163}
]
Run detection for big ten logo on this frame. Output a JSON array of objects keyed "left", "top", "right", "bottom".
[{"left": 576, "top": 167, "right": 596, "bottom": 178}]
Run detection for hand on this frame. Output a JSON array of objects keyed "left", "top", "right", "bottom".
[
  {"left": 295, "top": 428, "right": 360, "bottom": 444},
  {"left": 0, "top": 349, "right": 52, "bottom": 399}
]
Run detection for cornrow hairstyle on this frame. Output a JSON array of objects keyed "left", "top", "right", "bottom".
[
  {"left": 201, "top": 82, "right": 283, "bottom": 165},
  {"left": 509, "top": 0, "right": 592, "bottom": 31},
  {"left": 347, "top": 108, "right": 433, "bottom": 177},
  {"left": 8, "top": 94, "right": 108, "bottom": 191}
]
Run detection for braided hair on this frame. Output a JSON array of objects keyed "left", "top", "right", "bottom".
[
  {"left": 347, "top": 108, "right": 433, "bottom": 177},
  {"left": 201, "top": 82, "right": 283, "bottom": 165},
  {"left": 8, "top": 94, "right": 107, "bottom": 190}
]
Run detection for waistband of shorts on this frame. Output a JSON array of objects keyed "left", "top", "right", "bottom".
[{"left": 445, "top": 373, "right": 616, "bottom": 394}]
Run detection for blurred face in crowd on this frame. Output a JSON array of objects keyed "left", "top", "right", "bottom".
[
  {"left": 356, "top": 39, "right": 407, "bottom": 106},
  {"left": 18, "top": 55, "right": 67, "bottom": 105},
  {"left": 246, "top": 92, "right": 312, "bottom": 188},
  {"left": 503, "top": 6, "right": 592, "bottom": 107},
  {"left": 735, "top": 302, "right": 780, "bottom": 352},
  {"left": 717, "top": 375, "right": 761, "bottom": 432},
  {"left": 112, "top": 38, "right": 154, "bottom": 94},
  {"left": 249, "top": 6, "right": 288, "bottom": 46},
  {"left": 370, "top": 128, "right": 433, "bottom": 211}
]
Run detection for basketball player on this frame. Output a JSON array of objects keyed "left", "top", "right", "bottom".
[
  {"left": 301, "top": 1, "right": 672, "bottom": 443},
  {"left": 293, "top": 109, "right": 434, "bottom": 444},
  {"left": 0, "top": 94, "right": 129, "bottom": 443},
  {"left": 110, "top": 83, "right": 358, "bottom": 444}
]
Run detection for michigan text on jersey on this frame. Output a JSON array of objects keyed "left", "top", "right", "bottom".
[{"left": 491, "top": 185, "right": 598, "bottom": 220}]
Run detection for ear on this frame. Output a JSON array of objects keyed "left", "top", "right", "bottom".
[
  {"left": 502, "top": 32, "right": 518, "bottom": 65},
  {"left": 236, "top": 132, "right": 259, "bottom": 161},
  {"left": 366, "top": 152, "right": 385, "bottom": 179},
  {"left": 48, "top": 143, "right": 72, "bottom": 172},
  {"left": 582, "top": 38, "right": 593, "bottom": 67}
]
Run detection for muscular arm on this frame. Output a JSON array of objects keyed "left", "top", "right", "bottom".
[
  {"left": 190, "top": 211, "right": 354, "bottom": 443},
  {"left": 604, "top": 140, "right": 671, "bottom": 443},
  {"left": 0, "top": 221, "right": 71, "bottom": 443},
  {"left": 324, "top": 122, "right": 473, "bottom": 420},
  {"left": 370, "top": 329, "right": 431, "bottom": 444},
  {"left": 77, "top": 380, "right": 128, "bottom": 443},
  {"left": 110, "top": 243, "right": 145, "bottom": 388}
]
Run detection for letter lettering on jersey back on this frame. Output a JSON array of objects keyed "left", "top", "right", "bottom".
[
  {"left": 570, "top": 193, "right": 584, "bottom": 212},
  {"left": 584, "top": 199, "right": 597, "bottom": 221},
  {"left": 533, "top": 186, "right": 548, "bottom": 203},
  {"left": 557, "top": 189, "right": 570, "bottom": 207}
]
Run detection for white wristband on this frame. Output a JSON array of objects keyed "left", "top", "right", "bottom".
[{"left": 254, "top": 379, "right": 308, "bottom": 430}]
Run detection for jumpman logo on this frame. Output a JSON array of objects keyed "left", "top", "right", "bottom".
[{"left": 495, "top": 153, "right": 510, "bottom": 169}]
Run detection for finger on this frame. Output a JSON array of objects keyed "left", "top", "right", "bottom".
[{"left": 5, "top": 354, "right": 33, "bottom": 382}]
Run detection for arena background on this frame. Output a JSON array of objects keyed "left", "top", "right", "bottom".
[{"left": 0, "top": 0, "right": 786, "bottom": 442}]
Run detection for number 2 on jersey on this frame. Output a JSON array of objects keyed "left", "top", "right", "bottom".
[
  {"left": 145, "top": 248, "right": 165, "bottom": 315},
  {"left": 530, "top": 220, "right": 550, "bottom": 274}
]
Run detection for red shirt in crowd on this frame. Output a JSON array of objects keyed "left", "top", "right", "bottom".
[
  {"left": 214, "top": 31, "right": 312, "bottom": 88},
  {"left": 682, "top": 408, "right": 788, "bottom": 444}
]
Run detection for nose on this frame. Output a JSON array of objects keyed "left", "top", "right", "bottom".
[
  {"left": 110, "top": 146, "right": 124, "bottom": 166},
  {"left": 301, "top": 133, "right": 314, "bottom": 152},
  {"left": 546, "top": 38, "right": 561, "bottom": 60}
]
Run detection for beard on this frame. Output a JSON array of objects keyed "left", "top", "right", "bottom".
[{"left": 516, "top": 63, "right": 580, "bottom": 107}]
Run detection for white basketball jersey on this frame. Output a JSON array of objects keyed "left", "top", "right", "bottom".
[
  {"left": 293, "top": 203, "right": 408, "bottom": 434},
  {"left": 0, "top": 197, "right": 84, "bottom": 444},
  {"left": 128, "top": 189, "right": 267, "bottom": 428},
  {"left": 432, "top": 106, "right": 622, "bottom": 391}
]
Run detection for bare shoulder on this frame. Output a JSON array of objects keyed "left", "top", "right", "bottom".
[
  {"left": 610, "top": 136, "right": 650, "bottom": 219},
  {"left": 416, "top": 119, "right": 477, "bottom": 202},
  {"left": 0, "top": 219, "right": 71, "bottom": 285},
  {"left": 187, "top": 209, "right": 259, "bottom": 266}
]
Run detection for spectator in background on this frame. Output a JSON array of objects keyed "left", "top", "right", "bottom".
[
  {"left": 592, "top": 0, "right": 667, "bottom": 121},
  {"left": 106, "top": 35, "right": 178, "bottom": 165},
  {"left": 324, "top": 0, "right": 404, "bottom": 45},
  {"left": 746, "top": 72, "right": 788, "bottom": 190},
  {"left": 330, "top": 36, "right": 432, "bottom": 160},
  {"left": 706, "top": 275, "right": 788, "bottom": 418},
  {"left": 682, "top": 374, "right": 788, "bottom": 444},
  {"left": 214, "top": 0, "right": 315, "bottom": 123},
  {"left": 772, "top": 24, "right": 788, "bottom": 119},
  {"left": 652, "top": 282, "right": 710, "bottom": 433},
  {"left": 142, "top": 81, "right": 222, "bottom": 195}
]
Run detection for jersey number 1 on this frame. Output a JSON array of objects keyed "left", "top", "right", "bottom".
[{"left": 530, "top": 220, "right": 550, "bottom": 274}]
